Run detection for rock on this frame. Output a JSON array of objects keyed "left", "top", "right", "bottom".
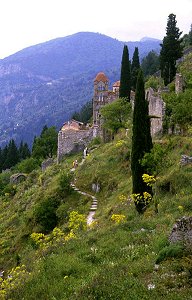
[
  {"left": 41, "top": 157, "right": 55, "bottom": 171},
  {"left": 169, "top": 216, "right": 192, "bottom": 251},
  {"left": 180, "top": 155, "right": 192, "bottom": 166}
]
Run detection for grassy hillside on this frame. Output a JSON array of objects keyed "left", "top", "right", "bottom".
[{"left": 0, "top": 130, "right": 192, "bottom": 299}]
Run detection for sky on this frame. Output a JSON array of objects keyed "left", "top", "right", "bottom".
[{"left": 0, "top": 0, "right": 191, "bottom": 59}]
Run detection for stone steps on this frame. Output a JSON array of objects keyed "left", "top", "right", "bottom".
[{"left": 70, "top": 180, "right": 98, "bottom": 225}]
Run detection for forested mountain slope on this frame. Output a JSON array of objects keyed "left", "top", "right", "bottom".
[{"left": 0, "top": 32, "right": 161, "bottom": 146}]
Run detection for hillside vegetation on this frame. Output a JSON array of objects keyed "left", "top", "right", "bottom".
[
  {"left": 0, "top": 28, "right": 192, "bottom": 299},
  {"left": 0, "top": 129, "right": 192, "bottom": 299}
]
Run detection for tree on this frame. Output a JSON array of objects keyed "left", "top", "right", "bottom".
[
  {"left": 100, "top": 98, "right": 131, "bottom": 134},
  {"left": 2, "top": 145, "right": 8, "bottom": 170},
  {"left": 32, "top": 126, "right": 58, "bottom": 159},
  {"left": 141, "top": 51, "right": 160, "bottom": 77},
  {"left": 72, "top": 100, "right": 93, "bottom": 123},
  {"left": 4, "top": 139, "right": 19, "bottom": 169},
  {"left": 163, "top": 90, "right": 192, "bottom": 134},
  {"left": 131, "top": 69, "right": 153, "bottom": 214},
  {"left": 19, "top": 141, "right": 31, "bottom": 160},
  {"left": 119, "top": 45, "right": 131, "bottom": 100},
  {"left": 160, "top": 13, "right": 183, "bottom": 85},
  {"left": 131, "top": 47, "right": 140, "bottom": 91},
  {"left": 189, "top": 24, "right": 192, "bottom": 46}
]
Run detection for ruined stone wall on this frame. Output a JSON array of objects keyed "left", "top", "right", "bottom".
[
  {"left": 175, "top": 73, "right": 183, "bottom": 94},
  {"left": 57, "top": 128, "right": 93, "bottom": 162},
  {"left": 146, "top": 88, "right": 165, "bottom": 136}
]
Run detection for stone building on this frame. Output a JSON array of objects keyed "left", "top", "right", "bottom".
[
  {"left": 93, "top": 72, "right": 118, "bottom": 137},
  {"left": 57, "top": 72, "right": 168, "bottom": 161},
  {"left": 57, "top": 119, "right": 92, "bottom": 162},
  {"left": 93, "top": 71, "right": 165, "bottom": 138}
]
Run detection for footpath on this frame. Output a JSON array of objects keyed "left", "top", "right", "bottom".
[{"left": 70, "top": 158, "right": 97, "bottom": 225}]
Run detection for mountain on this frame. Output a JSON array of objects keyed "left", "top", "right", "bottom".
[{"left": 0, "top": 32, "right": 161, "bottom": 147}]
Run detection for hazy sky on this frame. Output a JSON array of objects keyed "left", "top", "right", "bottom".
[{"left": 0, "top": 0, "right": 191, "bottom": 58}]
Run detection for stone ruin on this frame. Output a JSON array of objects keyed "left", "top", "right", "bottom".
[
  {"left": 57, "top": 72, "right": 184, "bottom": 162},
  {"left": 10, "top": 173, "right": 26, "bottom": 184},
  {"left": 146, "top": 87, "right": 165, "bottom": 136},
  {"left": 41, "top": 157, "right": 56, "bottom": 171},
  {"left": 57, "top": 119, "right": 93, "bottom": 162},
  {"left": 169, "top": 216, "right": 192, "bottom": 251},
  {"left": 175, "top": 73, "right": 184, "bottom": 94}
]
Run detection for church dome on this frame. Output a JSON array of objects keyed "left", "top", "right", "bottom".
[{"left": 94, "top": 72, "right": 109, "bottom": 82}]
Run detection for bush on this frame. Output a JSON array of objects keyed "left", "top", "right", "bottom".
[
  {"left": 0, "top": 172, "right": 11, "bottom": 195},
  {"left": 141, "top": 143, "right": 166, "bottom": 175},
  {"left": 15, "top": 157, "right": 40, "bottom": 173},
  {"left": 57, "top": 172, "right": 73, "bottom": 198},
  {"left": 156, "top": 243, "right": 184, "bottom": 264},
  {"left": 33, "top": 197, "right": 60, "bottom": 233}
]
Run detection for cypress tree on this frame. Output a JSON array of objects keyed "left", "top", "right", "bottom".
[
  {"left": 160, "top": 13, "right": 183, "bottom": 85},
  {"left": 189, "top": 24, "right": 192, "bottom": 46},
  {"left": 131, "top": 47, "right": 140, "bottom": 91},
  {"left": 131, "top": 69, "right": 153, "bottom": 214},
  {"left": 119, "top": 45, "right": 131, "bottom": 101}
]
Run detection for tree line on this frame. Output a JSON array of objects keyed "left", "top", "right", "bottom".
[{"left": 0, "top": 125, "right": 58, "bottom": 173}]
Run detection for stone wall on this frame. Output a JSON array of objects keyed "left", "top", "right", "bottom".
[
  {"left": 41, "top": 158, "right": 55, "bottom": 171},
  {"left": 57, "top": 128, "right": 93, "bottom": 162},
  {"left": 175, "top": 73, "right": 183, "bottom": 94},
  {"left": 146, "top": 88, "right": 165, "bottom": 136},
  {"left": 10, "top": 173, "right": 26, "bottom": 184}
]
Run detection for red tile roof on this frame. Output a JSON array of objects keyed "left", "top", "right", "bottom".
[
  {"left": 113, "top": 80, "right": 120, "bottom": 87},
  {"left": 94, "top": 72, "right": 109, "bottom": 82}
]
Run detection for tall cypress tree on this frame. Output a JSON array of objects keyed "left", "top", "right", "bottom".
[
  {"left": 119, "top": 45, "right": 131, "bottom": 101},
  {"left": 131, "top": 69, "right": 153, "bottom": 214},
  {"left": 189, "top": 24, "right": 192, "bottom": 46},
  {"left": 160, "top": 13, "right": 183, "bottom": 85},
  {"left": 131, "top": 47, "right": 140, "bottom": 91}
]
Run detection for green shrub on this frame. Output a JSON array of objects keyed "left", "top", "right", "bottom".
[
  {"left": 57, "top": 172, "right": 73, "bottom": 198},
  {"left": 15, "top": 157, "right": 40, "bottom": 173},
  {"left": 141, "top": 143, "right": 167, "bottom": 175},
  {"left": 33, "top": 197, "right": 60, "bottom": 233},
  {"left": 156, "top": 243, "right": 184, "bottom": 264},
  {"left": 0, "top": 172, "right": 11, "bottom": 195}
]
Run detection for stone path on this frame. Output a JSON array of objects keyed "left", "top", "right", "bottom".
[{"left": 70, "top": 182, "right": 98, "bottom": 225}]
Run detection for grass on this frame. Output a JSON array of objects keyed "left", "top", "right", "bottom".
[{"left": 0, "top": 133, "right": 192, "bottom": 299}]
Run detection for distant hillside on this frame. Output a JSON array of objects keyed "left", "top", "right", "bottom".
[{"left": 0, "top": 32, "right": 161, "bottom": 147}]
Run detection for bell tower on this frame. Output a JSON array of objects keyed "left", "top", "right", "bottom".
[{"left": 93, "top": 72, "right": 109, "bottom": 127}]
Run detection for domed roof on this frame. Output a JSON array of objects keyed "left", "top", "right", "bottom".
[{"left": 94, "top": 72, "right": 109, "bottom": 82}]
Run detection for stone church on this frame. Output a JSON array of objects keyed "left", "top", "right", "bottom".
[{"left": 57, "top": 71, "right": 182, "bottom": 162}]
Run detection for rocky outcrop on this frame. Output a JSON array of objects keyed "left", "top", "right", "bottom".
[
  {"left": 180, "top": 155, "right": 192, "bottom": 166},
  {"left": 169, "top": 216, "right": 192, "bottom": 251}
]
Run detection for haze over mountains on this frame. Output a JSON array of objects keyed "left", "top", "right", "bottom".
[{"left": 0, "top": 32, "right": 161, "bottom": 147}]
